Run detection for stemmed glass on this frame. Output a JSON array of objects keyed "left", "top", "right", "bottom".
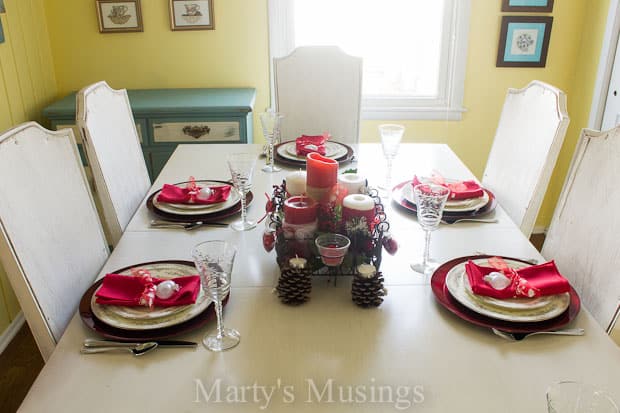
[
  {"left": 410, "top": 183, "right": 450, "bottom": 275},
  {"left": 192, "top": 240, "right": 239, "bottom": 351},
  {"left": 546, "top": 381, "right": 619, "bottom": 413},
  {"left": 259, "top": 111, "right": 284, "bottom": 173},
  {"left": 227, "top": 153, "right": 257, "bottom": 231},
  {"left": 379, "top": 124, "right": 405, "bottom": 194}
]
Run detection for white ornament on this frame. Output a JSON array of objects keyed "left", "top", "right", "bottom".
[
  {"left": 155, "top": 280, "right": 180, "bottom": 299},
  {"left": 196, "top": 187, "right": 213, "bottom": 201},
  {"left": 483, "top": 271, "right": 511, "bottom": 290}
]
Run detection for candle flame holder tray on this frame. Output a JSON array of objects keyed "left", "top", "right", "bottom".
[{"left": 265, "top": 181, "right": 394, "bottom": 307}]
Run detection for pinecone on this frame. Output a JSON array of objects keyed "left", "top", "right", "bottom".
[
  {"left": 276, "top": 266, "right": 312, "bottom": 305},
  {"left": 351, "top": 272, "right": 386, "bottom": 307}
]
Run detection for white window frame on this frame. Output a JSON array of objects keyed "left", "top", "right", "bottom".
[{"left": 267, "top": 0, "right": 470, "bottom": 121}]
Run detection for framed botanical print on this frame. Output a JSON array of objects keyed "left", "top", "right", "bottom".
[
  {"left": 169, "top": 0, "right": 214, "bottom": 31},
  {"left": 96, "top": 0, "right": 143, "bottom": 33},
  {"left": 501, "top": 0, "right": 554, "bottom": 13},
  {"left": 496, "top": 16, "right": 553, "bottom": 67}
]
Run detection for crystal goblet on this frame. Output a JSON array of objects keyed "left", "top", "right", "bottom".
[
  {"left": 259, "top": 111, "right": 283, "bottom": 173},
  {"left": 410, "top": 183, "right": 450, "bottom": 275},
  {"left": 192, "top": 240, "right": 239, "bottom": 351},
  {"left": 546, "top": 381, "right": 618, "bottom": 413},
  {"left": 378, "top": 124, "right": 405, "bottom": 194},
  {"left": 227, "top": 152, "right": 257, "bottom": 231}
]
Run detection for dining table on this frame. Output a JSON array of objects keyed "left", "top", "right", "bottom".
[{"left": 18, "top": 143, "right": 620, "bottom": 412}]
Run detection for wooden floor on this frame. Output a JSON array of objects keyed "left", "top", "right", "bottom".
[
  {"left": 0, "top": 323, "right": 44, "bottom": 413},
  {"left": 0, "top": 233, "right": 548, "bottom": 412}
]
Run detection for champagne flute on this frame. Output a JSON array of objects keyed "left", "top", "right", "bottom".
[
  {"left": 410, "top": 183, "right": 450, "bottom": 275},
  {"left": 259, "top": 111, "right": 283, "bottom": 172},
  {"left": 378, "top": 124, "right": 405, "bottom": 194},
  {"left": 192, "top": 240, "right": 239, "bottom": 351},
  {"left": 227, "top": 153, "right": 257, "bottom": 231}
]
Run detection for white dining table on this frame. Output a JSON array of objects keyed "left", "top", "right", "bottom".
[{"left": 18, "top": 144, "right": 620, "bottom": 412}]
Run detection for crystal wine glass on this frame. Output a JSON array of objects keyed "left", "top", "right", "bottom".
[
  {"left": 227, "top": 152, "right": 257, "bottom": 231},
  {"left": 410, "top": 183, "right": 450, "bottom": 275},
  {"left": 546, "top": 381, "right": 619, "bottom": 413},
  {"left": 192, "top": 240, "right": 239, "bottom": 351},
  {"left": 378, "top": 124, "right": 405, "bottom": 190},
  {"left": 259, "top": 111, "right": 284, "bottom": 173}
]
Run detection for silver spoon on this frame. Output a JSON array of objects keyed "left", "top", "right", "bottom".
[
  {"left": 492, "top": 328, "right": 585, "bottom": 341},
  {"left": 80, "top": 342, "right": 158, "bottom": 356}
]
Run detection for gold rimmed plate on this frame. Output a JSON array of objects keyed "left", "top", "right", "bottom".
[{"left": 444, "top": 258, "right": 570, "bottom": 322}]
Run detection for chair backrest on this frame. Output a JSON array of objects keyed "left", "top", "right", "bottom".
[
  {"left": 274, "top": 46, "right": 363, "bottom": 144},
  {"left": 542, "top": 126, "right": 620, "bottom": 339},
  {"left": 482, "top": 80, "right": 570, "bottom": 237},
  {"left": 76, "top": 81, "right": 151, "bottom": 246},
  {"left": 0, "top": 122, "right": 109, "bottom": 360}
]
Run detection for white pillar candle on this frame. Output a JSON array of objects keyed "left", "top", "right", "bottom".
[
  {"left": 285, "top": 170, "right": 307, "bottom": 196},
  {"left": 342, "top": 194, "right": 375, "bottom": 212},
  {"left": 338, "top": 173, "right": 366, "bottom": 195},
  {"left": 342, "top": 194, "right": 375, "bottom": 228}
]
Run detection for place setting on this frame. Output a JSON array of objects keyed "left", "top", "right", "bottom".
[
  {"left": 146, "top": 153, "right": 257, "bottom": 231},
  {"left": 392, "top": 172, "right": 497, "bottom": 224},
  {"left": 273, "top": 132, "right": 355, "bottom": 168},
  {"left": 430, "top": 254, "right": 583, "bottom": 340},
  {"left": 79, "top": 240, "right": 241, "bottom": 355}
]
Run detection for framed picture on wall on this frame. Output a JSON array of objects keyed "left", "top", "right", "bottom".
[
  {"left": 501, "top": 0, "right": 554, "bottom": 13},
  {"left": 496, "top": 16, "right": 553, "bottom": 67},
  {"left": 169, "top": 0, "right": 214, "bottom": 31},
  {"left": 96, "top": 0, "right": 143, "bottom": 33}
]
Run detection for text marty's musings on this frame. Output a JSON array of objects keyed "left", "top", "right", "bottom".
[{"left": 194, "top": 378, "right": 425, "bottom": 410}]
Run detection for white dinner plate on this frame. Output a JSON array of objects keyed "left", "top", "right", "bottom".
[
  {"left": 277, "top": 140, "right": 349, "bottom": 161},
  {"left": 91, "top": 262, "right": 212, "bottom": 330},
  {"left": 404, "top": 178, "right": 489, "bottom": 212},
  {"left": 444, "top": 258, "right": 570, "bottom": 322},
  {"left": 152, "top": 180, "right": 240, "bottom": 216}
]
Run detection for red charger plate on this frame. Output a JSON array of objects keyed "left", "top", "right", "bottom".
[{"left": 430, "top": 255, "right": 580, "bottom": 333}]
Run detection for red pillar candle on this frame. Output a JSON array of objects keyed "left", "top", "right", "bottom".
[
  {"left": 342, "top": 194, "right": 376, "bottom": 228},
  {"left": 306, "top": 152, "right": 338, "bottom": 201},
  {"left": 283, "top": 196, "right": 318, "bottom": 225}
]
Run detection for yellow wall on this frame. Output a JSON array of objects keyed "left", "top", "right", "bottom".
[{"left": 0, "top": 0, "right": 58, "bottom": 333}]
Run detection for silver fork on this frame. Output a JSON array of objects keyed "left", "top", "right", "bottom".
[
  {"left": 441, "top": 218, "right": 499, "bottom": 224},
  {"left": 492, "top": 328, "right": 585, "bottom": 341}
]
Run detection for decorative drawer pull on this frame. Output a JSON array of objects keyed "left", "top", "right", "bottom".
[{"left": 182, "top": 125, "right": 211, "bottom": 139}]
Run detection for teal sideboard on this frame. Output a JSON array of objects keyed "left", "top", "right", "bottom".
[{"left": 43, "top": 88, "right": 256, "bottom": 180}]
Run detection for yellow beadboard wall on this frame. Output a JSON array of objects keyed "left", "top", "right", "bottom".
[{"left": 0, "top": 0, "right": 58, "bottom": 334}]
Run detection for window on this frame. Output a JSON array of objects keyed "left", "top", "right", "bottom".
[{"left": 268, "top": 0, "right": 470, "bottom": 120}]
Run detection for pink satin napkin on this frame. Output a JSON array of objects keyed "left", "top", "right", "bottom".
[
  {"left": 95, "top": 272, "right": 201, "bottom": 307},
  {"left": 156, "top": 177, "right": 231, "bottom": 205},
  {"left": 296, "top": 133, "right": 330, "bottom": 157},
  {"left": 412, "top": 174, "right": 484, "bottom": 200},
  {"left": 465, "top": 257, "right": 570, "bottom": 299}
]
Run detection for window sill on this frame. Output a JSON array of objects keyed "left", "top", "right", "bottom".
[{"left": 361, "top": 106, "right": 467, "bottom": 121}]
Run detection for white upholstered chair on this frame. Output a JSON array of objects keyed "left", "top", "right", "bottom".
[
  {"left": 482, "top": 80, "right": 570, "bottom": 237},
  {"left": 274, "top": 46, "right": 363, "bottom": 144},
  {"left": 77, "top": 81, "right": 151, "bottom": 246},
  {"left": 0, "top": 122, "right": 109, "bottom": 360},
  {"left": 542, "top": 126, "right": 620, "bottom": 342}
]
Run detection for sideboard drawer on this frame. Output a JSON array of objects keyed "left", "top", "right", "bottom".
[
  {"left": 151, "top": 120, "right": 240, "bottom": 143},
  {"left": 56, "top": 122, "right": 144, "bottom": 143}
]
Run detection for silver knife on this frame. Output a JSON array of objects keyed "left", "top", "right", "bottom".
[{"left": 83, "top": 338, "right": 197, "bottom": 348}]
